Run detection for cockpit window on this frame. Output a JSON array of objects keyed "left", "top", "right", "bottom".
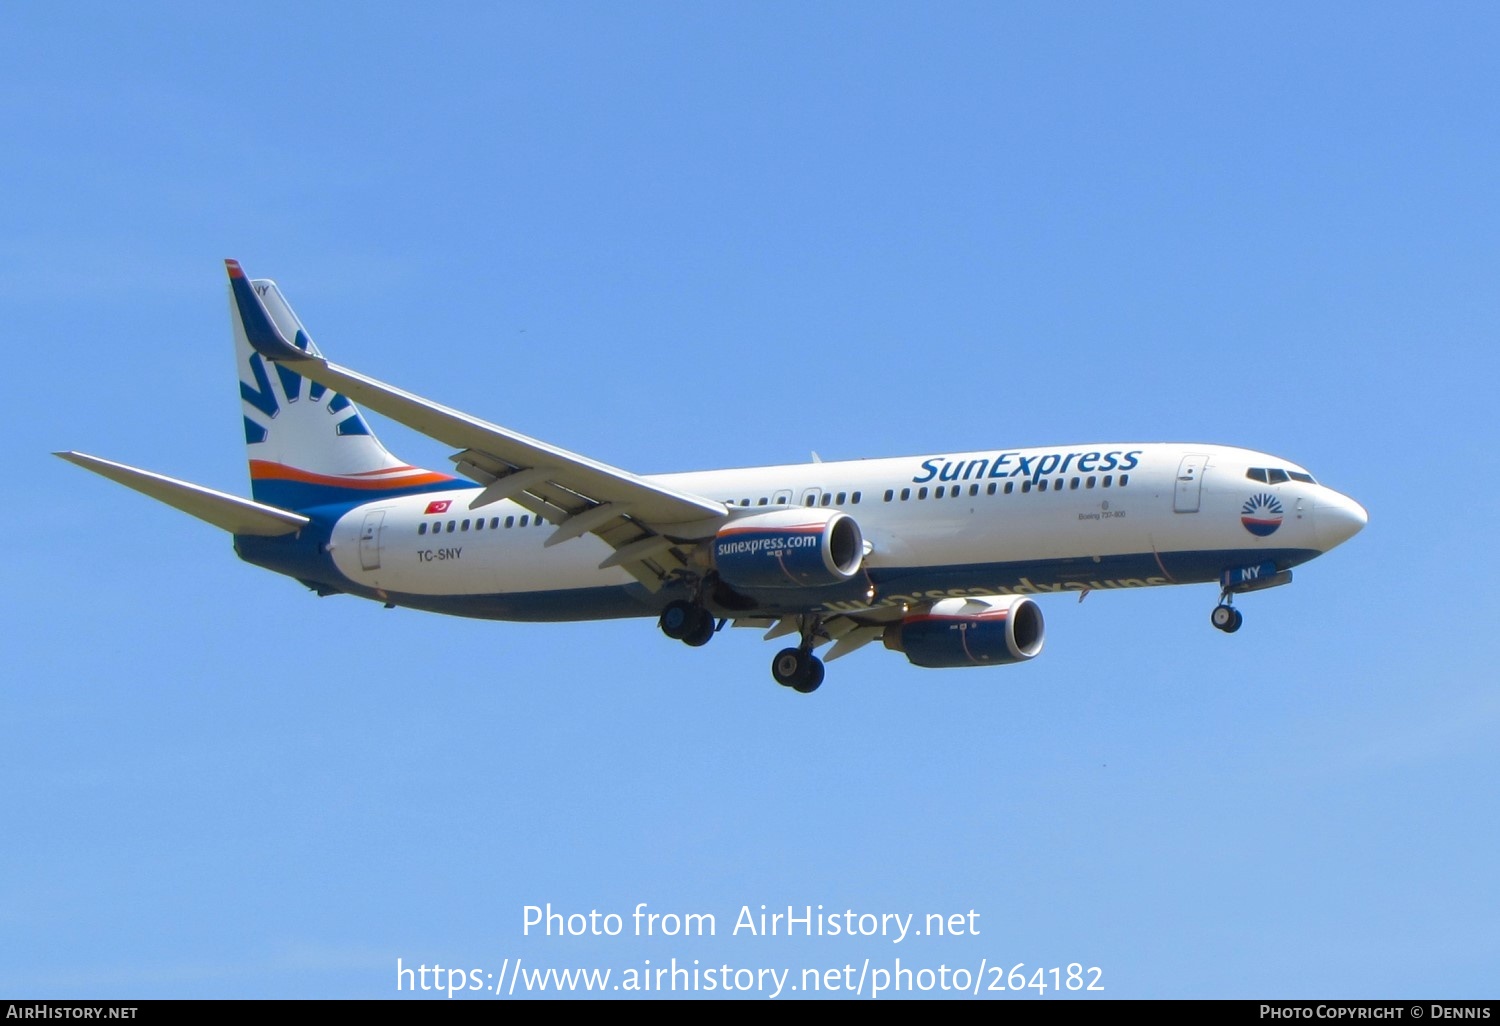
[{"left": 1248, "top": 466, "right": 1318, "bottom": 485}]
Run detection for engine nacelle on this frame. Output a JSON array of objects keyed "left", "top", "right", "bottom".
[
  {"left": 883, "top": 595, "right": 1045, "bottom": 669},
  {"left": 712, "top": 508, "right": 864, "bottom": 589}
]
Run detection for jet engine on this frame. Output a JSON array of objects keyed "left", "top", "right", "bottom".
[
  {"left": 882, "top": 595, "right": 1045, "bottom": 668},
  {"left": 712, "top": 508, "right": 864, "bottom": 589}
]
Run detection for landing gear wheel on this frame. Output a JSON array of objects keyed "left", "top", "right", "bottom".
[
  {"left": 771, "top": 648, "right": 824, "bottom": 693},
  {"left": 1211, "top": 604, "right": 1243, "bottom": 633},
  {"left": 659, "top": 600, "right": 695, "bottom": 640},
  {"left": 771, "top": 648, "right": 804, "bottom": 686},
  {"left": 792, "top": 658, "right": 825, "bottom": 694},
  {"left": 683, "top": 610, "right": 716, "bottom": 647}
]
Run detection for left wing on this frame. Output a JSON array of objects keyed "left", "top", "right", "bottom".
[
  {"left": 227, "top": 260, "right": 726, "bottom": 589},
  {"left": 745, "top": 608, "right": 903, "bottom": 661}
]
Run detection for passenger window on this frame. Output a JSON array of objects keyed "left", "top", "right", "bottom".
[
  {"left": 519, "top": 515, "right": 529, "bottom": 527},
  {"left": 1087, "top": 476, "right": 1096, "bottom": 489},
  {"left": 820, "top": 493, "right": 832, "bottom": 506},
  {"left": 1102, "top": 476, "right": 1112, "bottom": 488},
  {"left": 918, "top": 487, "right": 928, "bottom": 500},
  {"left": 490, "top": 518, "right": 500, "bottom": 530},
  {"left": 1005, "top": 482, "right": 1014, "bottom": 494},
  {"left": 987, "top": 483, "right": 996, "bottom": 495},
  {"left": 836, "top": 492, "right": 846, "bottom": 504},
  {"left": 505, "top": 515, "right": 514, "bottom": 528},
  {"left": 884, "top": 489, "right": 894, "bottom": 502},
  {"left": 1022, "top": 481, "right": 1032, "bottom": 493},
  {"left": 1038, "top": 480, "right": 1048, "bottom": 492},
  {"left": 1120, "top": 474, "right": 1130, "bottom": 486},
  {"left": 475, "top": 518, "right": 484, "bottom": 530},
  {"left": 851, "top": 491, "right": 861, "bottom": 503},
  {"left": 758, "top": 497, "right": 768, "bottom": 506},
  {"left": 969, "top": 484, "right": 979, "bottom": 497},
  {"left": 418, "top": 523, "right": 427, "bottom": 535},
  {"left": 900, "top": 488, "right": 911, "bottom": 501},
  {"left": 447, "top": 520, "right": 456, "bottom": 532}
]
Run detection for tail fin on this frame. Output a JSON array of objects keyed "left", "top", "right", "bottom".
[{"left": 229, "top": 260, "right": 461, "bottom": 510}]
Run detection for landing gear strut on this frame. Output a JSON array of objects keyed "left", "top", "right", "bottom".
[{"left": 1210, "top": 599, "right": 1243, "bottom": 634}]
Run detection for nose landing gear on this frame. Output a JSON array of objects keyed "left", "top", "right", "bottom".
[{"left": 1210, "top": 601, "right": 1243, "bottom": 633}]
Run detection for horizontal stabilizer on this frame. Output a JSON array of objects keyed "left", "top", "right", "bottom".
[{"left": 55, "top": 452, "right": 310, "bottom": 537}]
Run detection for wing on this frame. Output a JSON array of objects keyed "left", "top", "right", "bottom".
[
  {"left": 226, "top": 260, "right": 726, "bottom": 589},
  {"left": 56, "top": 451, "right": 310, "bottom": 537},
  {"left": 738, "top": 607, "right": 906, "bottom": 661}
]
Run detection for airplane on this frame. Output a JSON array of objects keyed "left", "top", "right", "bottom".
[{"left": 57, "top": 260, "right": 1368, "bottom": 693}]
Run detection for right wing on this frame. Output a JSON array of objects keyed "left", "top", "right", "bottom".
[{"left": 227, "top": 260, "right": 727, "bottom": 589}]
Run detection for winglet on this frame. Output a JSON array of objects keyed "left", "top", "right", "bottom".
[{"left": 226, "top": 258, "right": 310, "bottom": 364}]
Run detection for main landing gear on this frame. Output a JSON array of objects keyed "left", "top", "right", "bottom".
[
  {"left": 769, "top": 614, "right": 826, "bottom": 693},
  {"left": 1210, "top": 599, "right": 1243, "bottom": 634},
  {"left": 660, "top": 600, "right": 827, "bottom": 694},
  {"left": 771, "top": 647, "right": 825, "bottom": 694},
  {"left": 659, "top": 599, "right": 716, "bottom": 647}
]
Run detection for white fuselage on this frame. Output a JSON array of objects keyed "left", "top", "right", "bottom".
[{"left": 316, "top": 442, "right": 1362, "bottom": 621}]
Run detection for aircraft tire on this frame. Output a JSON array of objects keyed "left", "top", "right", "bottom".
[
  {"left": 682, "top": 609, "right": 715, "bottom": 647},
  {"left": 772, "top": 648, "right": 806, "bottom": 687},
  {"left": 772, "top": 648, "right": 824, "bottom": 692},
  {"left": 792, "top": 657, "right": 825, "bottom": 694},
  {"left": 660, "top": 600, "right": 695, "bottom": 640}
]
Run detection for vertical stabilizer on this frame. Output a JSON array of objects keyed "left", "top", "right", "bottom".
[{"left": 229, "top": 261, "right": 461, "bottom": 510}]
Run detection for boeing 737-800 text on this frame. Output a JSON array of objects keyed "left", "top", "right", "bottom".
[{"left": 58, "top": 261, "right": 1367, "bottom": 692}]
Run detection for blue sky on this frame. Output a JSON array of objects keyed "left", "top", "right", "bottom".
[{"left": 3, "top": 2, "right": 1497, "bottom": 999}]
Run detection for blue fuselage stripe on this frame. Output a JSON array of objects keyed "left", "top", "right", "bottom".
[{"left": 233, "top": 531, "right": 1319, "bottom": 622}]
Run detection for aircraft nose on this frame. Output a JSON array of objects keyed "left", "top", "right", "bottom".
[{"left": 1315, "top": 491, "right": 1368, "bottom": 551}]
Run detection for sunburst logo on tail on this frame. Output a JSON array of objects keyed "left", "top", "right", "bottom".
[{"left": 1240, "top": 492, "right": 1284, "bottom": 537}]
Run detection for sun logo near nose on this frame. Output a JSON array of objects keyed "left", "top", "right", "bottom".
[{"left": 1240, "top": 492, "right": 1285, "bottom": 537}]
